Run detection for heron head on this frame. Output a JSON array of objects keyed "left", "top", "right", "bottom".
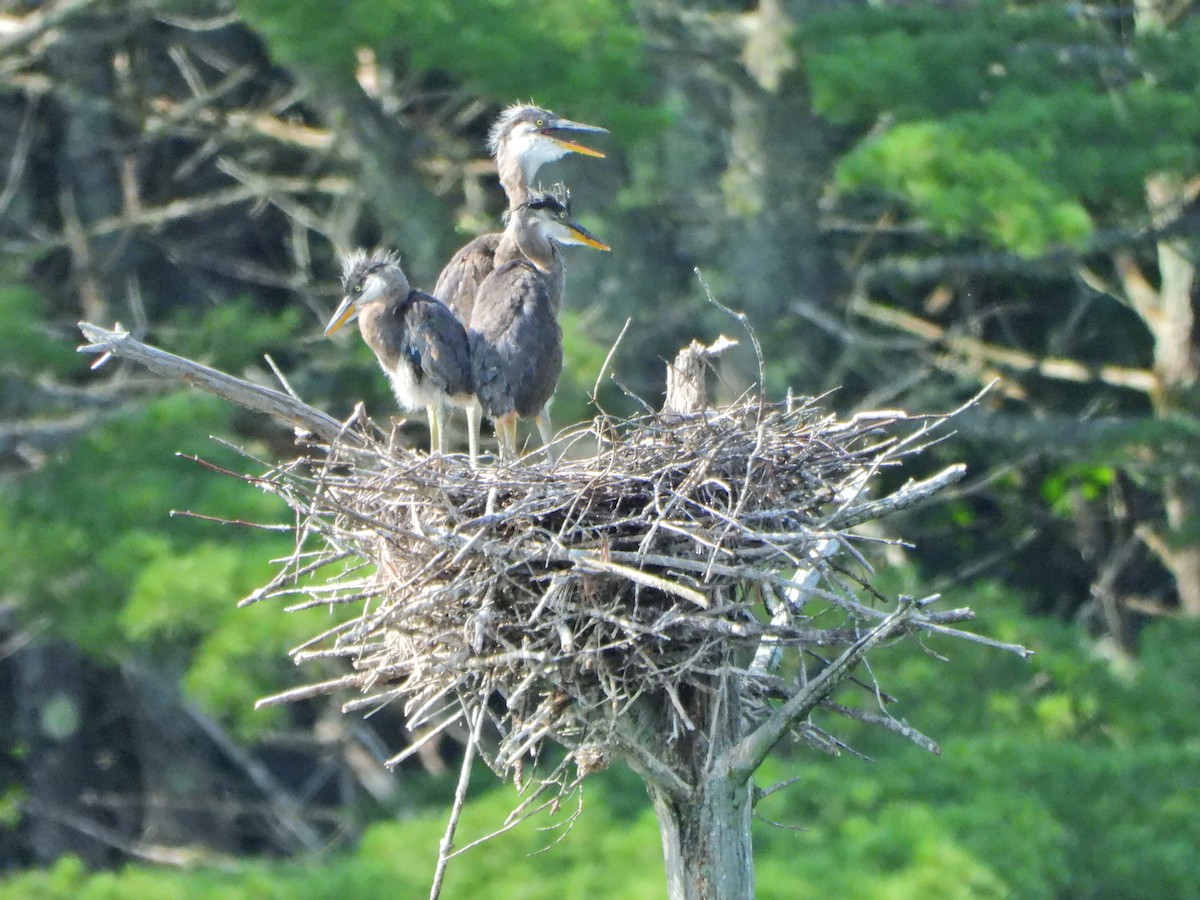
[
  {"left": 521, "top": 184, "right": 611, "bottom": 253},
  {"left": 325, "top": 249, "right": 409, "bottom": 336},
  {"left": 489, "top": 103, "right": 608, "bottom": 174}
]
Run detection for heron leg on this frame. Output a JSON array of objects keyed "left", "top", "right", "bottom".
[
  {"left": 534, "top": 407, "right": 556, "bottom": 463},
  {"left": 437, "top": 405, "right": 450, "bottom": 455},
  {"left": 496, "top": 413, "right": 518, "bottom": 461},
  {"left": 426, "top": 405, "right": 441, "bottom": 456},
  {"left": 466, "top": 401, "right": 482, "bottom": 469}
]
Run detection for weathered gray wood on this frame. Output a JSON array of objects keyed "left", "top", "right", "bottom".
[
  {"left": 728, "top": 597, "right": 924, "bottom": 784},
  {"left": 654, "top": 337, "right": 756, "bottom": 899},
  {"left": 663, "top": 335, "right": 738, "bottom": 416},
  {"left": 77, "top": 322, "right": 363, "bottom": 448},
  {"left": 650, "top": 778, "right": 754, "bottom": 900}
]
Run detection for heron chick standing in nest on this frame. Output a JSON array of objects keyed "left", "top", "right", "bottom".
[
  {"left": 325, "top": 249, "right": 474, "bottom": 460},
  {"left": 434, "top": 104, "right": 608, "bottom": 324},
  {"left": 470, "top": 186, "right": 609, "bottom": 461},
  {"left": 434, "top": 104, "right": 608, "bottom": 458}
]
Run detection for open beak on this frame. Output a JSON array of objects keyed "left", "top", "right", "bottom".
[
  {"left": 567, "top": 222, "right": 611, "bottom": 252},
  {"left": 323, "top": 296, "right": 358, "bottom": 336},
  {"left": 543, "top": 118, "right": 608, "bottom": 159}
]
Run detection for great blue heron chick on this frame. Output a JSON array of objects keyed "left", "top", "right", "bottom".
[
  {"left": 434, "top": 104, "right": 608, "bottom": 324},
  {"left": 469, "top": 187, "right": 609, "bottom": 461},
  {"left": 433, "top": 106, "right": 607, "bottom": 460},
  {"left": 325, "top": 249, "right": 474, "bottom": 460}
]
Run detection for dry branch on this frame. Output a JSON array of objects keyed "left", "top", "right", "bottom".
[
  {"left": 728, "top": 595, "right": 927, "bottom": 784},
  {"left": 854, "top": 299, "right": 1157, "bottom": 394},
  {"left": 77, "top": 322, "right": 362, "bottom": 448}
]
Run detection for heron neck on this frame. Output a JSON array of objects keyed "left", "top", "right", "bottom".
[
  {"left": 358, "top": 287, "right": 417, "bottom": 363},
  {"left": 496, "top": 150, "right": 531, "bottom": 209},
  {"left": 495, "top": 217, "right": 558, "bottom": 274},
  {"left": 356, "top": 297, "right": 391, "bottom": 365}
]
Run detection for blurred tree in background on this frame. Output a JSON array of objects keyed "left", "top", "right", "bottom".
[{"left": 1, "top": 0, "right": 1198, "bottom": 895}]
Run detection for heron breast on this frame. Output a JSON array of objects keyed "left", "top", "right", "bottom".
[{"left": 388, "top": 357, "right": 443, "bottom": 411}]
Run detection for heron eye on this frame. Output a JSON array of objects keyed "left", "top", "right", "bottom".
[
  {"left": 354, "top": 283, "right": 363, "bottom": 293},
  {"left": 558, "top": 211, "right": 566, "bottom": 219},
  {"left": 536, "top": 118, "right": 544, "bottom": 127}
]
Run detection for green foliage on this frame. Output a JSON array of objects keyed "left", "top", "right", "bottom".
[
  {"left": 804, "top": 3, "right": 1085, "bottom": 126},
  {"left": 1039, "top": 463, "right": 1116, "bottom": 516},
  {"left": 0, "top": 786, "right": 23, "bottom": 829},
  {"left": 0, "top": 780, "right": 666, "bottom": 899},
  {"left": 837, "top": 123, "right": 1092, "bottom": 255},
  {"left": 556, "top": 307, "right": 622, "bottom": 423},
  {"left": 803, "top": 2, "right": 1200, "bottom": 252},
  {"left": 1, "top": 393, "right": 271, "bottom": 650},
  {"left": 182, "top": 589, "right": 341, "bottom": 738},
  {"left": 0, "top": 390, "right": 343, "bottom": 736},
  {"left": 6, "top": 579, "right": 1199, "bottom": 897},
  {"left": 0, "top": 283, "right": 78, "bottom": 376},
  {"left": 236, "top": 0, "right": 657, "bottom": 134},
  {"left": 160, "top": 297, "right": 304, "bottom": 376}
]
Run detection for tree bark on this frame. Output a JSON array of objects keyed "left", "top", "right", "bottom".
[
  {"left": 44, "top": 6, "right": 128, "bottom": 324},
  {"left": 649, "top": 778, "right": 755, "bottom": 900},
  {"left": 1128, "top": 2, "right": 1200, "bottom": 615},
  {"left": 646, "top": 344, "right": 755, "bottom": 899},
  {"left": 1145, "top": 175, "right": 1200, "bottom": 616},
  {"left": 1121, "top": 172, "right": 1200, "bottom": 616},
  {"left": 725, "top": 0, "right": 840, "bottom": 321}
]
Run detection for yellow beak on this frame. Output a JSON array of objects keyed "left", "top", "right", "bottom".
[
  {"left": 568, "top": 224, "right": 611, "bottom": 252},
  {"left": 324, "top": 296, "right": 357, "bottom": 336},
  {"left": 551, "top": 136, "right": 606, "bottom": 159}
]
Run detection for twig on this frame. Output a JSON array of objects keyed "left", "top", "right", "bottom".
[
  {"left": 827, "top": 463, "right": 967, "bottom": 529},
  {"left": 727, "top": 597, "right": 926, "bottom": 784},
  {"left": 429, "top": 703, "right": 486, "bottom": 900},
  {"left": 590, "top": 316, "right": 632, "bottom": 411}
]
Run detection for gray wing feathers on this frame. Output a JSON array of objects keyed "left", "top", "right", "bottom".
[
  {"left": 433, "top": 233, "right": 503, "bottom": 322},
  {"left": 470, "top": 262, "right": 563, "bottom": 419},
  {"left": 408, "top": 292, "right": 472, "bottom": 398}
]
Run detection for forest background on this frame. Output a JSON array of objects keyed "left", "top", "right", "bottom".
[{"left": 1, "top": 0, "right": 1199, "bottom": 897}]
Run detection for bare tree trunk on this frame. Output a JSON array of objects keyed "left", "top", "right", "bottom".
[
  {"left": 639, "top": 672, "right": 756, "bottom": 900},
  {"left": 649, "top": 778, "right": 754, "bottom": 900},
  {"left": 647, "top": 343, "right": 755, "bottom": 899},
  {"left": 44, "top": 7, "right": 127, "bottom": 323},
  {"left": 726, "top": 0, "right": 840, "bottom": 320},
  {"left": 1163, "top": 479, "right": 1200, "bottom": 616},
  {"left": 1147, "top": 177, "right": 1200, "bottom": 616},
  {"left": 1116, "top": 174, "right": 1200, "bottom": 615},
  {"left": 1127, "top": 0, "right": 1200, "bottom": 615}
]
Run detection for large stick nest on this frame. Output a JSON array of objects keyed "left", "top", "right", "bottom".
[{"left": 251, "top": 392, "right": 986, "bottom": 784}]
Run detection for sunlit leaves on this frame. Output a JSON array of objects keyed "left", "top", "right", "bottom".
[
  {"left": 837, "top": 123, "right": 1092, "bottom": 255},
  {"left": 803, "top": 2, "right": 1200, "bottom": 252},
  {"left": 6, "top": 581, "right": 1200, "bottom": 896}
]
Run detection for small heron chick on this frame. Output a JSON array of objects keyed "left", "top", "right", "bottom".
[
  {"left": 325, "top": 249, "right": 474, "bottom": 460},
  {"left": 470, "top": 187, "right": 609, "bottom": 461}
]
